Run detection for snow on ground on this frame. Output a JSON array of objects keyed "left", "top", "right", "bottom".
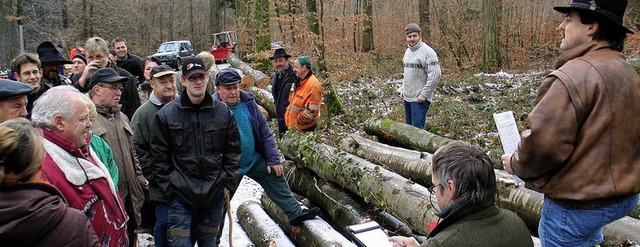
[{"left": 219, "top": 176, "right": 264, "bottom": 247}]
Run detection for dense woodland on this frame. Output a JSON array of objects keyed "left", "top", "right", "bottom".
[{"left": 2, "top": 0, "right": 639, "bottom": 79}]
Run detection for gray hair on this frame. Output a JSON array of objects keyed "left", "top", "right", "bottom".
[
  {"left": 432, "top": 141, "right": 497, "bottom": 205},
  {"left": 31, "top": 86, "right": 81, "bottom": 128},
  {"left": 85, "top": 37, "right": 109, "bottom": 55}
]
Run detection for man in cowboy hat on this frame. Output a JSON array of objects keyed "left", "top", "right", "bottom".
[
  {"left": 36, "top": 41, "right": 73, "bottom": 88},
  {"left": 501, "top": 0, "right": 640, "bottom": 246},
  {"left": 269, "top": 48, "right": 298, "bottom": 136}
]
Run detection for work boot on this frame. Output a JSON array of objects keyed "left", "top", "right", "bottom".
[{"left": 289, "top": 207, "right": 320, "bottom": 226}]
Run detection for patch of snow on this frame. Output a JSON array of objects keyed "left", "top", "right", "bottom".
[{"left": 474, "top": 70, "right": 513, "bottom": 79}]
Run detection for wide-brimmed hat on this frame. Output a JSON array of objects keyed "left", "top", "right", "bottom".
[
  {"left": 269, "top": 48, "right": 292, "bottom": 60},
  {"left": 36, "top": 41, "right": 72, "bottom": 65},
  {"left": 554, "top": 0, "right": 633, "bottom": 34}
]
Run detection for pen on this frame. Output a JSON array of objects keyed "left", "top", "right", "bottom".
[{"left": 392, "top": 237, "right": 406, "bottom": 247}]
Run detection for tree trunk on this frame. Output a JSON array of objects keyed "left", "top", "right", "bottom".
[
  {"left": 228, "top": 53, "right": 272, "bottom": 89},
  {"left": 260, "top": 193, "right": 357, "bottom": 246},
  {"left": 282, "top": 161, "right": 368, "bottom": 227},
  {"left": 280, "top": 131, "right": 439, "bottom": 236},
  {"left": 340, "top": 135, "right": 432, "bottom": 186},
  {"left": 249, "top": 86, "right": 276, "bottom": 119},
  {"left": 236, "top": 200, "right": 297, "bottom": 247},
  {"left": 418, "top": 0, "right": 430, "bottom": 40},
  {"left": 210, "top": 0, "right": 223, "bottom": 34},
  {"left": 282, "top": 160, "right": 425, "bottom": 239},
  {"left": 339, "top": 133, "right": 640, "bottom": 241},
  {"left": 322, "top": 79, "right": 345, "bottom": 116},
  {"left": 481, "top": 0, "right": 502, "bottom": 72},
  {"left": 361, "top": 0, "right": 374, "bottom": 52},
  {"left": 363, "top": 117, "right": 504, "bottom": 169}
]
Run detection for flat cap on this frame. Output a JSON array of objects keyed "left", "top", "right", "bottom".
[
  {"left": 88, "top": 68, "right": 128, "bottom": 90},
  {"left": 0, "top": 79, "right": 34, "bottom": 101},
  {"left": 215, "top": 68, "right": 241, "bottom": 86}
]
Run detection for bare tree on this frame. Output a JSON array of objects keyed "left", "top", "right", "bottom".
[
  {"left": 361, "top": 0, "right": 373, "bottom": 52},
  {"left": 482, "top": 0, "right": 501, "bottom": 71},
  {"left": 419, "top": 0, "right": 430, "bottom": 40}
]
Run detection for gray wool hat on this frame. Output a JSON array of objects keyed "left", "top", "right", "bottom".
[{"left": 405, "top": 23, "right": 421, "bottom": 35}]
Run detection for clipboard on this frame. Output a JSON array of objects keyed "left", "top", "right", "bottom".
[{"left": 344, "top": 221, "right": 392, "bottom": 247}]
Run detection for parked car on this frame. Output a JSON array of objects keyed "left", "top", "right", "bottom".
[
  {"left": 210, "top": 31, "right": 237, "bottom": 63},
  {"left": 150, "top": 40, "right": 194, "bottom": 70}
]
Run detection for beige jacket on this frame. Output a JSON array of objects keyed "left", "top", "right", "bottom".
[{"left": 92, "top": 105, "right": 148, "bottom": 226}]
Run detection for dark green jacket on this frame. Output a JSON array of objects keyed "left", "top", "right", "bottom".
[
  {"left": 131, "top": 92, "right": 169, "bottom": 203},
  {"left": 424, "top": 202, "right": 533, "bottom": 247}
]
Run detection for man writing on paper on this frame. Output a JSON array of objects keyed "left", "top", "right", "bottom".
[{"left": 501, "top": 0, "right": 640, "bottom": 246}]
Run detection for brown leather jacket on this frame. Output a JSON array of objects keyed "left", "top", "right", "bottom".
[{"left": 512, "top": 41, "right": 640, "bottom": 208}]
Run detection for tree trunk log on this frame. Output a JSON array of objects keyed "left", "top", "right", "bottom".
[
  {"left": 240, "top": 75, "right": 255, "bottom": 91},
  {"left": 282, "top": 160, "right": 425, "bottom": 239},
  {"left": 260, "top": 192, "right": 357, "bottom": 247},
  {"left": 339, "top": 134, "right": 640, "bottom": 242},
  {"left": 236, "top": 200, "right": 296, "bottom": 247},
  {"left": 249, "top": 86, "right": 276, "bottom": 119},
  {"left": 280, "top": 131, "right": 439, "bottom": 236},
  {"left": 228, "top": 53, "right": 271, "bottom": 89},
  {"left": 340, "top": 134, "right": 432, "bottom": 186},
  {"left": 282, "top": 160, "right": 367, "bottom": 227},
  {"left": 364, "top": 117, "right": 504, "bottom": 169}
]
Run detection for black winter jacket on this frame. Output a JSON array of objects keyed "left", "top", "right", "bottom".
[
  {"left": 271, "top": 64, "right": 298, "bottom": 119},
  {"left": 150, "top": 91, "right": 241, "bottom": 209}
]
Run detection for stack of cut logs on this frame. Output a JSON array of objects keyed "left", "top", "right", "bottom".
[{"left": 228, "top": 57, "right": 640, "bottom": 247}]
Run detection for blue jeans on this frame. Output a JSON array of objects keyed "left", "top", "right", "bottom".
[
  {"left": 403, "top": 100, "right": 431, "bottom": 129},
  {"left": 154, "top": 203, "right": 169, "bottom": 247},
  {"left": 167, "top": 199, "right": 225, "bottom": 247},
  {"left": 539, "top": 194, "right": 639, "bottom": 247}
]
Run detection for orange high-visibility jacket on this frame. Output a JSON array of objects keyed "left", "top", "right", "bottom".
[{"left": 285, "top": 73, "right": 322, "bottom": 130}]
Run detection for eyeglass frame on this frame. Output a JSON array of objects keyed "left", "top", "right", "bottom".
[
  {"left": 97, "top": 83, "right": 124, "bottom": 92},
  {"left": 428, "top": 183, "right": 442, "bottom": 213}
]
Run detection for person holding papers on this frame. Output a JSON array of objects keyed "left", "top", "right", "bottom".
[
  {"left": 392, "top": 142, "right": 532, "bottom": 247},
  {"left": 501, "top": 1, "right": 640, "bottom": 246}
]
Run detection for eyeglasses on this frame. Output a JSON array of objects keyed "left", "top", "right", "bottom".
[
  {"left": 428, "top": 183, "right": 441, "bottom": 195},
  {"left": 98, "top": 84, "right": 124, "bottom": 92},
  {"left": 20, "top": 70, "right": 40, "bottom": 77},
  {"left": 428, "top": 183, "right": 442, "bottom": 213}
]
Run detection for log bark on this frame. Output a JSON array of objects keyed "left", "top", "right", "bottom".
[
  {"left": 236, "top": 200, "right": 296, "bottom": 247},
  {"left": 249, "top": 86, "right": 276, "bottom": 119},
  {"left": 340, "top": 134, "right": 432, "bottom": 186},
  {"left": 260, "top": 192, "right": 357, "bottom": 247},
  {"left": 282, "top": 160, "right": 421, "bottom": 239},
  {"left": 339, "top": 134, "right": 640, "bottom": 242},
  {"left": 280, "top": 131, "right": 439, "bottom": 236},
  {"left": 364, "top": 117, "right": 504, "bottom": 169},
  {"left": 228, "top": 53, "right": 271, "bottom": 89}
]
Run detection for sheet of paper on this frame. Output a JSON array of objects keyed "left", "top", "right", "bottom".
[
  {"left": 493, "top": 111, "right": 524, "bottom": 185},
  {"left": 354, "top": 228, "right": 393, "bottom": 247}
]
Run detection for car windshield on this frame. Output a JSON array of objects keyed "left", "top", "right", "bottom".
[{"left": 157, "top": 43, "right": 177, "bottom": 53}]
